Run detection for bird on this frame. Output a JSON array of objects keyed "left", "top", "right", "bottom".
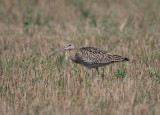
[{"left": 50, "top": 43, "right": 129, "bottom": 77}]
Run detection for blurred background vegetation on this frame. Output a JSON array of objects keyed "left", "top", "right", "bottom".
[{"left": 0, "top": 0, "right": 160, "bottom": 114}]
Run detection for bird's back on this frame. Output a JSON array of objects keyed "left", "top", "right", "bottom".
[{"left": 75, "top": 47, "right": 128, "bottom": 68}]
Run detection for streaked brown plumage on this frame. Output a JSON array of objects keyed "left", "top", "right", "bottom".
[{"left": 50, "top": 43, "right": 129, "bottom": 77}]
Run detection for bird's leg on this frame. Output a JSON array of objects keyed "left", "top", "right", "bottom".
[
  {"left": 96, "top": 67, "right": 100, "bottom": 76},
  {"left": 89, "top": 68, "right": 93, "bottom": 77},
  {"left": 102, "top": 68, "right": 105, "bottom": 77}
]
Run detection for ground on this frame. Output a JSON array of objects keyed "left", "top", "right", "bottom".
[{"left": 0, "top": 0, "right": 160, "bottom": 115}]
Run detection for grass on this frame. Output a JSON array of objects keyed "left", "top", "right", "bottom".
[
  {"left": 114, "top": 68, "right": 127, "bottom": 78},
  {"left": 0, "top": 0, "right": 160, "bottom": 115}
]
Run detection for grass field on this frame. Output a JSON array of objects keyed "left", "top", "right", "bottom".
[{"left": 0, "top": 0, "right": 160, "bottom": 114}]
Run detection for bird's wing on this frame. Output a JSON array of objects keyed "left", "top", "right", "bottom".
[{"left": 76, "top": 47, "right": 114, "bottom": 64}]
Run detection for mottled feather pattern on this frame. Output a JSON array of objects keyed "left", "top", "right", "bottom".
[
  {"left": 112, "top": 55, "right": 126, "bottom": 62},
  {"left": 75, "top": 47, "right": 125, "bottom": 65}
]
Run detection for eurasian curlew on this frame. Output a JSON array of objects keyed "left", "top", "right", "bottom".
[{"left": 50, "top": 43, "right": 129, "bottom": 77}]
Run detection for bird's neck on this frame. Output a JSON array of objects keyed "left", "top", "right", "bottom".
[{"left": 69, "top": 49, "right": 78, "bottom": 62}]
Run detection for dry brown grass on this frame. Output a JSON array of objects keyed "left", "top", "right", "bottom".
[{"left": 0, "top": 0, "right": 160, "bottom": 115}]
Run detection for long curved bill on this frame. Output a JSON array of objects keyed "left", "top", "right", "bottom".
[{"left": 49, "top": 47, "right": 66, "bottom": 57}]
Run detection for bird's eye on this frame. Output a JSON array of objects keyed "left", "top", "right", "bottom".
[{"left": 68, "top": 44, "right": 71, "bottom": 46}]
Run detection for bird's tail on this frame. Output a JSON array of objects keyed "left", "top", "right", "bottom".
[{"left": 112, "top": 55, "right": 129, "bottom": 62}]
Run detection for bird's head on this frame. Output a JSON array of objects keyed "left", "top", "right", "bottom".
[
  {"left": 64, "top": 43, "right": 75, "bottom": 50},
  {"left": 49, "top": 43, "right": 75, "bottom": 57}
]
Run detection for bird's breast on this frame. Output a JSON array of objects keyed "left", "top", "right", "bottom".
[{"left": 69, "top": 50, "right": 79, "bottom": 63}]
